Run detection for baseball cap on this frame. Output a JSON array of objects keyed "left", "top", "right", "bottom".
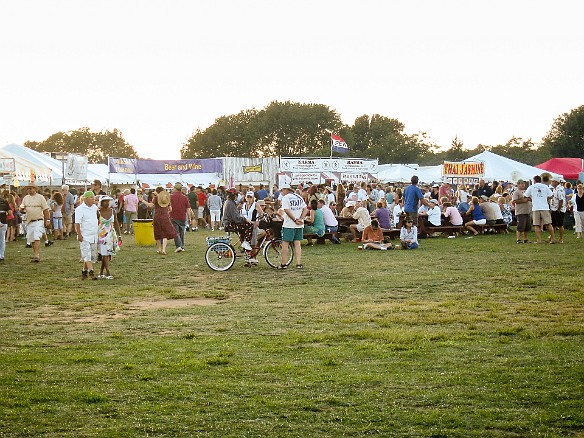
[{"left": 280, "top": 183, "right": 291, "bottom": 190}]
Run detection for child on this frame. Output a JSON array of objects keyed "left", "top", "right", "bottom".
[
  {"left": 497, "top": 196, "right": 512, "bottom": 234},
  {"left": 51, "top": 192, "right": 64, "bottom": 240}
]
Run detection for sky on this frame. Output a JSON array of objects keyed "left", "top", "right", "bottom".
[{"left": 1, "top": 0, "right": 583, "bottom": 160}]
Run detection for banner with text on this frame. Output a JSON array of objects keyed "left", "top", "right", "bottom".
[
  {"left": 109, "top": 158, "right": 223, "bottom": 174},
  {"left": 280, "top": 157, "right": 378, "bottom": 174},
  {"left": 443, "top": 161, "right": 485, "bottom": 178}
]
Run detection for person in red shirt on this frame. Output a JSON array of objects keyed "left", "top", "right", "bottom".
[
  {"left": 170, "top": 183, "right": 191, "bottom": 252},
  {"left": 362, "top": 220, "right": 393, "bottom": 250},
  {"left": 196, "top": 186, "right": 209, "bottom": 229}
]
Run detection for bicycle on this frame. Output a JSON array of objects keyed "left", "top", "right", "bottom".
[{"left": 205, "top": 222, "right": 294, "bottom": 271}]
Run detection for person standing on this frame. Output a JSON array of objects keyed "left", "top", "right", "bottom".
[
  {"left": 147, "top": 187, "right": 176, "bottom": 255},
  {"left": 550, "top": 176, "right": 567, "bottom": 243},
  {"left": 196, "top": 186, "right": 208, "bottom": 229},
  {"left": 571, "top": 183, "right": 584, "bottom": 238},
  {"left": 75, "top": 191, "right": 99, "bottom": 280},
  {"left": 0, "top": 194, "right": 9, "bottom": 261},
  {"left": 187, "top": 186, "right": 199, "bottom": 231},
  {"left": 123, "top": 188, "right": 138, "bottom": 234},
  {"left": 524, "top": 175, "right": 555, "bottom": 244},
  {"left": 97, "top": 196, "right": 122, "bottom": 279},
  {"left": 403, "top": 175, "right": 430, "bottom": 225},
  {"left": 61, "top": 185, "right": 76, "bottom": 239},
  {"left": 207, "top": 189, "right": 223, "bottom": 231},
  {"left": 280, "top": 184, "right": 307, "bottom": 269},
  {"left": 170, "top": 183, "right": 190, "bottom": 252},
  {"left": 512, "top": 180, "right": 532, "bottom": 243},
  {"left": 19, "top": 184, "right": 51, "bottom": 262}
]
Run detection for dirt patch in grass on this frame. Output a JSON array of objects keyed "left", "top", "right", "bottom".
[{"left": 130, "top": 297, "right": 222, "bottom": 310}]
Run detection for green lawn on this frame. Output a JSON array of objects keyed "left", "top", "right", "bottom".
[{"left": 1, "top": 230, "right": 583, "bottom": 437}]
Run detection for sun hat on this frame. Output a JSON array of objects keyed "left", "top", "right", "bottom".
[
  {"left": 157, "top": 190, "right": 170, "bottom": 207},
  {"left": 345, "top": 200, "right": 356, "bottom": 207},
  {"left": 551, "top": 176, "right": 561, "bottom": 183}
]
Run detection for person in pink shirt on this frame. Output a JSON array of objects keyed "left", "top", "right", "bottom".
[
  {"left": 123, "top": 188, "right": 139, "bottom": 234},
  {"left": 443, "top": 201, "right": 463, "bottom": 226}
]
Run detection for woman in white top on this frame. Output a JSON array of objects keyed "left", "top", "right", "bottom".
[{"left": 400, "top": 218, "right": 419, "bottom": 250}]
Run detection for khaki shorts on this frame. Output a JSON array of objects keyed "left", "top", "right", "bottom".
[
  {"left": 63, "top": 214, "right": 73, "bottom": 226},
  {"left": 532, "top": 210, "right": 552, "bottom": 227}
]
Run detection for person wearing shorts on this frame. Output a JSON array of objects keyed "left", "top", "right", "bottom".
[
  {"left": 280, "top": 184, "right": 307, "bottom": 269},
  {"left": 464, "top": 196, "right": 487, "bottom": 236},
  {"left": 19, "top": 184, "right": 51, "bottom": 262},
  {"left": 550, "top": 177, "right": 566, "bottom": 243},
  {"left": 524, "top": 175, "right": 555, "bottom": 244},
  {"left": 75, "top": 191, "right": 99, "bottom": 280},
  {"left": 512, "top": 180, "right": 532, "bottom": 243}
]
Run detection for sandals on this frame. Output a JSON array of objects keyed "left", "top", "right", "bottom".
[{"left": 296, "top": 264, "right": 303, "bottom": 269}]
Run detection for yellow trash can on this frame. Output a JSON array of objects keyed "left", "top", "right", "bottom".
[{"left": 133, "top": 219, "right": 156, "bottom": 246}]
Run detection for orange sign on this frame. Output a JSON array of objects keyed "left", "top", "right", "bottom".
[{"left": 443, "top": 161, "right": 485, "bottom": 177}]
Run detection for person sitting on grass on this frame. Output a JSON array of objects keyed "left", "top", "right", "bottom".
[
  {"left": 362, "top": 220, "right": 393, "bottom": 250},
  {"left": 350, "top": 200, "right": 372, "bottom": 242},
  {"left": 400, "top": 218, "right": 419, "bottom": 249},
  {"left": 464, "top": 196, "right": 487, "bottom": 236}
]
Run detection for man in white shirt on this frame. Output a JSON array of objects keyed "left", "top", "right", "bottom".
[
  {"left": 357, "top": 182, "right": 368, "bottom": 202},
  {"left": 350, "top": 200, "right": 372, "bottom": 242},
  {"left": 318, "top": 199, "right": 341, "bottom": 244},
  {"left": 75, "top": 191, "right": 99, "bottom": 280},
  {"left": 524, "top": 175, "right": 555, "bottom": 244},
  {"left": 550, "top": 176, "right": 567, "bottom": 243},
  {"left": 280, "top": 184, "right": 308, "bottom": 269}
]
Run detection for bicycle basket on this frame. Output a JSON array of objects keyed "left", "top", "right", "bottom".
[{"left": 206, "top": 236, "right": 231, "bottom": 247}]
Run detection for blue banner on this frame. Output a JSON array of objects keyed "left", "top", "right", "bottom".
[{"left": 109, "top": 158, "right": 222, "bottom": 174}]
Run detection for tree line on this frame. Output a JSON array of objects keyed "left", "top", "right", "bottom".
[{"left": 25, "top": 102, "right": 584, "bottom": 164}]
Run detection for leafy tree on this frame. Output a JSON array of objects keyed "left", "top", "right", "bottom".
[
  {"left": 181, "top": 101, "right": 345, "bottom": 158},
  {"left": 25, "top": 127, "right": 138, "bottom": 164},
  {"left": 542, "top": 105, "right": 584, "bottom": 158},
  {"left": 349, "top": 114, "right": 434, "bottom": 163}
]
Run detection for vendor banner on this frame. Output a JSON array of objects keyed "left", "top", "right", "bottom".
[
  {"left": 65, "top": 153, "right": 88, "bottom": 181},
  {"left": 108, "top": 157, "right": 137, "bottom": 174},
  {"left": 0, "top": 158, "right": 15, "bottom": 173},
  {"left": 443, "top": 161, "right": 484, "bottom": 178},
  {"left": 109, "top": 158, "right": 223, "bottom": 174},
  {"left": 280, "top": 157, "right": 378, "bottom": 173}
]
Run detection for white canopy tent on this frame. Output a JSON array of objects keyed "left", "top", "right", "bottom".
[
  {"left": 0, "top": 143, "right": 103, "bottom": 186},
  {"left": 464, "top": 151, "right": 563, "bottom": 182},
  {"left": 377, "top": 164, "right": 441, "bottom": 184}
]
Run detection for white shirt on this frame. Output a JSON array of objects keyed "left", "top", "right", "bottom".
[
  {"left": 352, "top": 206, "right": 372, "bottom": 227},
  {"left": 551, "top": 185, "right": 567, "bottom": 213},
  {"left": 524, "top": 183, "right": 552, "bottom": 211},
  {"left": 357, "top": 188, "right": 368, "bottom": 201},
  {"left": 393, "top": 204, "right": 404, "bottom": 225},
  {"left": 281, "top": 192, "right": 306, "bottom": 228},
  {"left": 320, "top": 205, "right": 338, "bottom": 227},
  {"left": 427, "top": 205, "right": 441, "bottom": 226},
  {"left": 75, "top": 203, "right": 99, "bottom": 243}
]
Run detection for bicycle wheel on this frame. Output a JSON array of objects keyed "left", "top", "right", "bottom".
[
  {"left": 205, "top": 242, "right": 236, "bottom": 271},
  {"left": 263, "top": 239, "right": 294, "bottom": 268}
]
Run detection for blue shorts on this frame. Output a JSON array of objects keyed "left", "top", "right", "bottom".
[{"left": 282, "top": 227, "right": 304, "bottom": 242}]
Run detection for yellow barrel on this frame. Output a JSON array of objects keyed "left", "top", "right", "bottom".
[{"left": 133, "top": 219, "right": 156, "bottom": 246}]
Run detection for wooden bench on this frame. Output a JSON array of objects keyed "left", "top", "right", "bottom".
[
  {"left": 304, "top": 232, "right": 336, "bottom": 244},
  {"left": 474, "top": 223, "right": 509, "bottom": 234},
  {"left": 424, "top": 225, "right": 464, "bottom": 237}
]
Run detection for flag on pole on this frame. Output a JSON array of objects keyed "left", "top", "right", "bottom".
[{"left": 331, "top": 133, "right": 348, "bottom": 154}]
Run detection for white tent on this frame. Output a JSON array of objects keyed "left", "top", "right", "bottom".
[
  {"left": 464, "top": 151, "right": 563, "bottom": 182},
  {"left": 0, "top": 143, "right": 103, "bottom": 186},
  {"left": 377, "top": 164, "right": 441, "bottom": 184}
]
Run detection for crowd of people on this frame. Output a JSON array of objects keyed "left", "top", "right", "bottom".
[{"left": 1, "top": 174, "right": 582, "bottom": 269}]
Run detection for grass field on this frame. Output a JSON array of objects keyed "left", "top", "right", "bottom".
[{"left": 1, "top": 229, "right": 583, "bottom": 437}]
